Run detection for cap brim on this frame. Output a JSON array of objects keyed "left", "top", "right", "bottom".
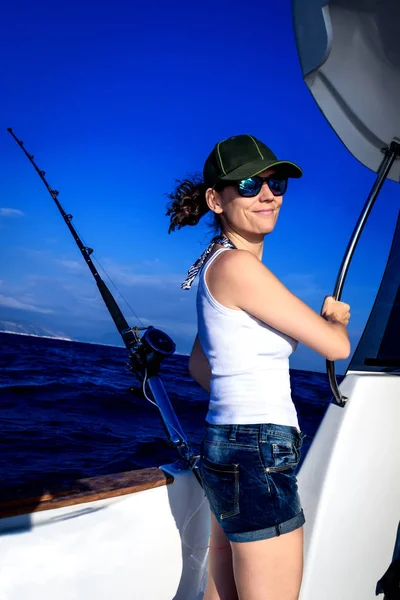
[{"left": 220, "top": 158, "right": 303, "bottom": 181}]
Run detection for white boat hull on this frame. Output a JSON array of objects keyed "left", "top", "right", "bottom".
[
  {"left": 1, "top": 372, "right": 399, "bottom": 599},
  {"left": 0, "top": 466, "right": 209, "bottom": 600},
  {"left": 298, "top": 372, "right": 400, "bottom": 599}
]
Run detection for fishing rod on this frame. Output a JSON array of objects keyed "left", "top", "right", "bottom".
[{"left": 7, "top": 127, "right": 201, "bottom": 480}]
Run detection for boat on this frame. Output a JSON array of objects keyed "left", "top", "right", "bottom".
[
  {"left": 1, "top": 1, "right": 399, "bottom": 598},
  {"left": 293, "top": 2, "right": 400, "bottom": 598}
]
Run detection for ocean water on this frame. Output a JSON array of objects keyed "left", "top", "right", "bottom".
[{"left": 0, "top": 331, "right": 341, "bottom": 491}]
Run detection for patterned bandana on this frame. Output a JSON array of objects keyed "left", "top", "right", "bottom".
[{"left": 181, "top": 235, "right": 236, "bottom": 290}]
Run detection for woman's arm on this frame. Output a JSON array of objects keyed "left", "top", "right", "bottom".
[
  {"left": 189, "top": 335, "right": 211, "bottom": 392},
  {"left": 206, "top": 250, "right": 350, "bottom": 362}
]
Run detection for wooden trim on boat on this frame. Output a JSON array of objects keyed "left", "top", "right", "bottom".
[{"left": 0, "top": 467, "right": 174, "bottom": 519}]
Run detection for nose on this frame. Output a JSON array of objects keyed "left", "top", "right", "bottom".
[{"left": 259, "top": 182, "right": 275, "bottom": 202}]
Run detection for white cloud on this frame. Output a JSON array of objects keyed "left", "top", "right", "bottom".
[
  {"left": 0, "top": 294, "right": 54, "bottom": 314},
  {"left": 19, "top": 247, "right": 47, "bottom": 259},
  {"left": 282, "top": 273, "right": 325, "bottom": 299},
  {"left": 141, "top": 258, "right": 160, "bottom": 267},
  {"left": 111, "top": 272, "right": 183, "bottom": 287},
  {"left": 0, "top": 208, "right": 25, "bottom": 217},
  {"left": 54, "top": 259, "right": 86, "bottom": 272},
  {"left": 98, "top": 258, "right": 184, "bottom": 288},
  {"left": 155, "top": 319, "right": 197, "bottom": 337},
  {"left": 19, "top": 250, "right": 185, "bottom": 288}
]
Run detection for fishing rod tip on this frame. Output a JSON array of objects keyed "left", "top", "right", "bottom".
[{"left": 7, "top": 127, "right": 12, "bottom": 133}]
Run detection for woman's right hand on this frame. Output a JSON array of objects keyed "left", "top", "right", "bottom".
[{"left": 321, "top": 296, "right": 351, "bottom": 326}]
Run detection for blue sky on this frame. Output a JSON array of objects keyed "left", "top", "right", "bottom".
[{"left": 0, "top": 0, "right": 399, "bottom": 374}]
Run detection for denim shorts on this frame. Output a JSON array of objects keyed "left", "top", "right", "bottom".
[{"left": 199, "top": 422, "right": 305, "bottom": 543}]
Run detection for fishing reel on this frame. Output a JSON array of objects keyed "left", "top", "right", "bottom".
[
  {"left": 141, "top": 325, "right": 176, "bottom": 370},
  {"left": 128, "top": 325, "right": 176, "bottom": 380}
]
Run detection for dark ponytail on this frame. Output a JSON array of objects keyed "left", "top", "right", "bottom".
[{"left": 166, "top": 173, "right": 214, "bottom": 234}]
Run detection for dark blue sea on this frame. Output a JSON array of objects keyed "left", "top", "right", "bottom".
[{"left": 0, "top": 331, "right": 341, "bottom": 491}]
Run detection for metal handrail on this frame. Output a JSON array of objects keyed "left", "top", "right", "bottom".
[{"left": 327, "top": 139, "right": 400, "bottom": 406}]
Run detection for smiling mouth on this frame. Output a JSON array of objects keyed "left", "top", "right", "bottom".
[{"left": 254, "top": 209, "right": 275, "bottom": 214}]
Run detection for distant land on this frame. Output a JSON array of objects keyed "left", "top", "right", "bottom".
[
  {"left": 0, "top": 313, "right": 127, "bottom": 345},
  {"left": 0, "top": 320, "right": 72, "bottom": 341},
  {"left": 0, "top": 323, "right": 192, "bottom": 355},
  {"left": 0, "top": 321, "right": 120, "bottom": 346},
  {"left": 0, "top": 314, "right": 190, "bottom": 352}
]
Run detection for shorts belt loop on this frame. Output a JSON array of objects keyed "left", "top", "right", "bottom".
[
  {"left": 228, "top": 425, "right": 238, "bottom": 441},
  {"left": 259, "top": 424, "right": 268, "bottom": 443}
]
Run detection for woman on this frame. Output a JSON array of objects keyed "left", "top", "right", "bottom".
[{"left": 167, "top": 134, "right": 350, "bottom": 600}]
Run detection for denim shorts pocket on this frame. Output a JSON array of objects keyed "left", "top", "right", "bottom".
[
  {"left": 270, "top": 441, "right": 299, "bottom": 472},
  {"left": 200, "top": 456, "right": 240, "bottom": 520}
]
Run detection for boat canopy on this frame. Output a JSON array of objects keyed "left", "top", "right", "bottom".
[{"left": 292, "top": 0, "right": 400, "bottom": 182}]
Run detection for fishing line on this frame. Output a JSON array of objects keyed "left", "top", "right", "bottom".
[
  {"left": 181, "top": 495, "right": 210, "bottom": 556},
  {"left": 142, "top": 368, "right": 210, "bottom": 554},
  {"left": 72, "top": 221, "right": 144, "bottom": 327},
  {"left": 9, "top": 127, "right": 200, "bottom": 494},
  {"left": 91, "top": 254, "right": 144, "bottom": 327},
  {"left": 142, "top": 368, "right": 189, "bottom": 441}
]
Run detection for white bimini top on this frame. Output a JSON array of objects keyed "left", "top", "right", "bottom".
[{"left": 197, "top": 248, "right": 299, "bottom": 429}]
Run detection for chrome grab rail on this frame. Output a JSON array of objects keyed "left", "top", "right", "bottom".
[{"left": 328, "top": 139, "right": 400, "bottom": 406}]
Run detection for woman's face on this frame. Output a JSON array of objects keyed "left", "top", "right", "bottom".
[{"left": 208, "top": 168, "right": 284, "bottom": 240}]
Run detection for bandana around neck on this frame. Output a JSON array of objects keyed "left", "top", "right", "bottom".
[{"left": 181, "top": 235, "right": 236, "bottom": 290}]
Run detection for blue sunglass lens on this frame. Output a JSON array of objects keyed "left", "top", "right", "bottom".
[
  {"left": 238, "top": 177, "right": 288, "bottom": 197},
  {"left": 238, "top": 178, "right": 261, "bottom": 196},
  {"left": 268, "top": 178, "right": 287, "bottom": 195}
]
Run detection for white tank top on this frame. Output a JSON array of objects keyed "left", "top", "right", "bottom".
[{"left": 197, "top": 248, "right": 300, "bottom": 429}]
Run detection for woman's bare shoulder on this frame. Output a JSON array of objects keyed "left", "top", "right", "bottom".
[
  {"left": 205, "top": 249, "right": 266, "bottom": 310},
  {"left": 208, "top": 248, "right": 267, "bottom": 285}
]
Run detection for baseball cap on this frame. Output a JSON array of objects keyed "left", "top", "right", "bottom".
[{"left": 203, "top": 134, "right": 302, "bottom": 187}]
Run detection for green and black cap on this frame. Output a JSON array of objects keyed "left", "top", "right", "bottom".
[{"left": 203, "top": 134, "right": 302, "bottom": 188}]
